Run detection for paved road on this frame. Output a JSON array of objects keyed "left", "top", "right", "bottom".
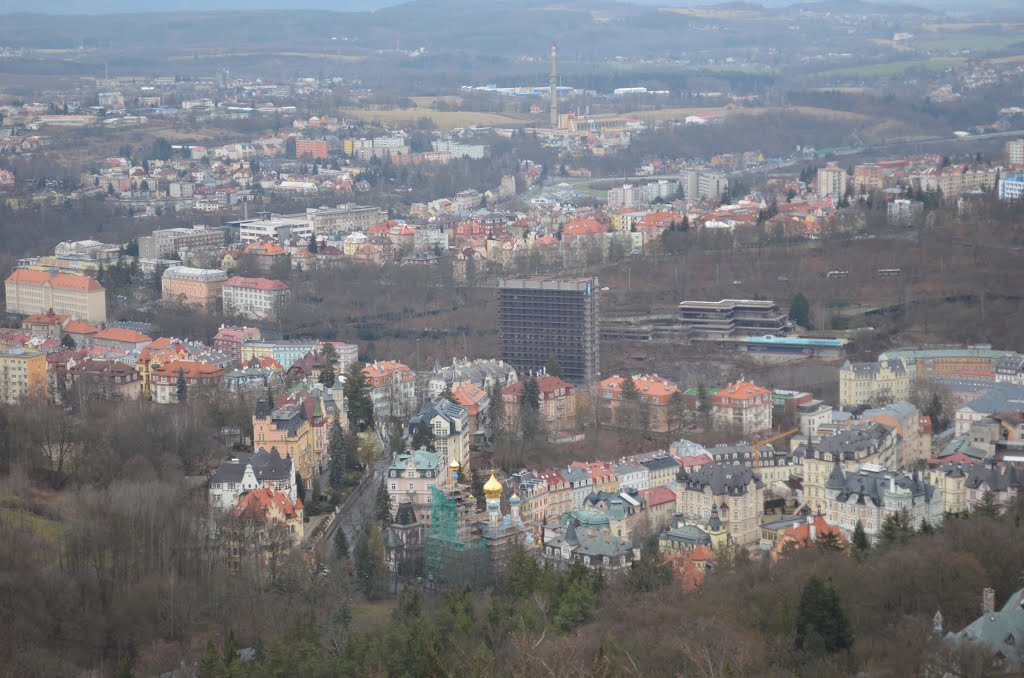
[{"left": 315, "top": 440, "right": 389, "bottom": 562}]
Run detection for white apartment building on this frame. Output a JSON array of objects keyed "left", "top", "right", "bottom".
[{"left": 222, "top": 276, "right": 291, "bottom": 320}]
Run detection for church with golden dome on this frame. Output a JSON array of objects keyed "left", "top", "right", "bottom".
[{"left": 417, "top": 461, "right": 535, "bottom": 588}]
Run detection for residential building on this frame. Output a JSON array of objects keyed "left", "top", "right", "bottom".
[
  {"left": 861, "top": 400, "right": 925, "bottom": 466},
  {"left": 955, "top": 386, "right": 1024, "bottom": 436},
  {"left": 817, "top": 163, "right": 848, "bottom": 199},
  {"left": 1007, "top": 139, "right": 1024, "bottom": 166},
  {"left": 364, "top": 361, "right": 417, "bottom": 420},
  {"left": 598, "top": 373, "right": 679, "bottom": 432},
  {"left": 92, "top": 327, "right": 153, "bottom": 352},
  {"left": 63, "top": 358, "right": 142, "bottom": 401},
  {"left": 161, "top": 266, "right": 228, "bottom": 310},
  {"left": 820, "top": 463, "right": 943, "bottom": 542},
  {"left": 387, "top": 448, "right": 442, "bottom": 527},
  {"left": 452, "top": 382, "right": 490, "bottom": 446},
  {"left": 569, "top": 460, "right": 619, "bottom": 495},
  {"left": 853, "top": 163, "right": 885, "bottom": 192},
  {"left": 505, "top": 471, "right": 552, "bottom": 539},
  {"left": 770, "top": 514, "right": 846, "bottom": 562},
  {"left": 613, "top": 461, "right": 649, "bottom": 491},
  {"left": 839, "top": 359, "right": 910, "bottom": 408},
  {"left": 0, "top": 346, "right": 47, "bottom": 404},
  {"left": 712, "top": 380, "right": 773, "bottom": 434},
  {"left": 209, "top": 450, "right": 296, "bottom": 512},
  {"left": 213, "top": 325, "right": 262, "bottom": 367},
  {"left": 639, "top": 485, "right": 677, "bottom": 532},
  {"left": 962, "top": 463, "right": 1023, "bottom": 514},
  {"left": 252, "top": 397, "right": 317, "bottom": 481},
  {"left": 138, "top": 225, "right": 227, "bottom": 260},
  {"left": 581, "top": 489, "right": 646, "bottom": 539},
  {"left": 21, "top": 310, "right": 69, "bottom": 338},
  {"left": 501, "top": 374, "right": 576, "bottom": 431},
  {"left": 698, "top": 171, "right": 728, "bottom": 200},
  {"left": 660, "top": 509, "right": 729, "bottom": 554},
  {"left": 151, "top": 360, "right": 224, "bottom": 404},
  {"left": 677, "top": 299, "right": 787, "bottom": 338},
  {"left": 427, "top": 358, "right": 518, "bottom": 398},
  {"left": 222, "top": 276, "right": 291, "bottom": 320},
  {"left": 295, "top": 138, "right": 328, "bottom": 160},
  {"left": 408, "top": 399, "right": 471, "bottom": 471},
  {"left": 879, "top": 347, "right": 1019, "bottom": 381},
  {"left": 541, "top": 509, "right": 636, "bottom": 571},
  {"left": 797, "top": 423, "right": 901, "bottom": 508},
  {"left": 999, "top": 173, "right": 1024, "bottom": 201},
  {"left": 887, "top": 199, "right": 924, "bottom": 226},
  {"left": 5, "top": 269, "right": 107, "bottom": 323},
  {"left": 799, "top": 399, "right": 833, "bottom": 438},
  {"left": 676, "top": 462, "right": 765, "bottom": 546},
  {"left": 627, "top": 452, "right": 681, "bottom": 488},
  {"left": 230, "top": 487, "right": 304, "bottom": 551},
  {"left": 498, "top": 277, "right": 599, "bottom": 384},
  {"left": 535, "top": 469, "right": 573, "bottom": 524}
]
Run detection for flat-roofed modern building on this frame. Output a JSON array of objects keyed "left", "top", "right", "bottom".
[
  {"left": 678, "top": 299, "right": 787, "bottom": 339},
  {"left": 498, "top": 277, "right": 599, "bottom": 384}
]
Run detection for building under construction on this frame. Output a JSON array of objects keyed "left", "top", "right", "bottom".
[
  {"left": 424, "top": 462, "right": 534, "bottom": 588},
  {"left": 498, "top": 277, "right": 600, "bottom": 384}
]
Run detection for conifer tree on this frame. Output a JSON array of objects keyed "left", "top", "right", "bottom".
[
  {"left": 851, "top": 519, "right": 871, "bottom": 560},
  {"left": 344, "top": 362, "right": 373, "bottom": 429},
  {"left": 328, "top": 419, "right": 346, "bottom": 491},
  {"left": 319, "top": 343, "right": 338, "bottom": 387},
  {"left": 544, "top": 354, "right": 563, "bottom": 378},
  {"left": 334, "top": 525, "right": 350, "bottom": 561},
  {"left": 375, "top": 475, "right": 392, "bottom": 524},
  {"left": 795, "top": 575, "right": 853, "bottom": 654}
]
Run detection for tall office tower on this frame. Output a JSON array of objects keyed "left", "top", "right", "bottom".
[{"left": 498, "top": 278, "right": 599, "bottom": 384}]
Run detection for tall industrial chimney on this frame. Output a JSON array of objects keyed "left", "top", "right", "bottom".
[{"left": 549, "top": 41, "right": 558, "bottom": 129}]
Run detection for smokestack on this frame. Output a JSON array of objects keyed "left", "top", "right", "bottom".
[{"left": 550, "top": 41, "right": 558, "bottom": 129}]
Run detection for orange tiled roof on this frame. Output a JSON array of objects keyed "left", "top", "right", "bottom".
[
  {"left": 94, "top": 327, "right": 153, "bottom": 344},
  {"left": 563, "top": 216, "right": 606, "bottom": 237},
  {"left": 243, "top": 241, "right": 287, "bottom": 256},
  {"left": 23, "top": 310, "right": 69, "bottom": 325},
  {"left": 453, "top": 381, "right": 488, "bottom": 407},
  {"left": 716, "top": 380, "right": 770, "bottom": 400},
  {"left": 600, "top": 374, "right": 678, "bottom": 400},
  {"left": 224, "top": 276, "right": 290, "bottom": 291},
  {"left": 6, "top": 269, "right": 104, "bottom": 292},
  {"left": 63, "top": 320, "right": 98, "bottom": 335},
  {"left": 639, "top": 485, "right": 677, "bottom": 507},
  {"left": 234, "top": 487, "right": 301, "bottom": 522},
  {"left": 502, "top": 375, "right": 573, "bottom": 400},
  {"left": 152, "top": 360, "right": 223, "bottom": 379}
]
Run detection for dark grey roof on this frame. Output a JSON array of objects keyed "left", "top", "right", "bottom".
[
  {"left": 826, "top": 465, "right": 935, "bottom": 507},
  {"left": 964, "top": 463, "right": 1024, "bottom": 492},
  {"left": 842, "top": 359, "right": 906, "bottom": 377},
  {"left": 639, "top": 455, "right": 680, "bottom": 472},
  {"left": 677, "top": 462, "right": 763, "bottom": 496},
  {"left": 794, "top": 422, "right": 892, "bottom": 462},
  {"left": 408, "top": 398, "right": 468, "bottom": 436},
  {"left": 210, "top": 449, "right": 292, "bottom": 485}
]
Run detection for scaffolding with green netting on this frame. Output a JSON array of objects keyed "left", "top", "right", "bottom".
[{"left": 425, "top": 484, "right": 487, "bottom": 588}]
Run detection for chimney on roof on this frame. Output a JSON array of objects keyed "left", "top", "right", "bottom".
[
  {"left": 983, "top": 587, "right": 996, "bottom": 615},
  {"left": 808, "top": 515, "right": 816, "bottom": 542}
]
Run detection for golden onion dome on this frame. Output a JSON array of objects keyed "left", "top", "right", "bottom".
[{"left": 483, "top": 472, "right": 503, "bottom": 499}]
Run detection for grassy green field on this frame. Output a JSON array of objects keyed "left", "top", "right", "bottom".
[
  {"left": 913, "top": 32, "right": 1024, "bottom": 53},
  {"left": 819, "top": 57, "right": 965, "bottom": 79},
  {"left": 0, "top": 506, "right": 63, "bottom": 542}
]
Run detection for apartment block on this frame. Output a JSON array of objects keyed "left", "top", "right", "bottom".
[
  {"left": 295, "top": 138, "right": 328, "bottom": 160},
  {"left": 498, "top": 278, "right": 599, "bottom": 385},
  {"left": 839, "top": 359, "right": 910, "bottom": 408},
  {"left": 817, "top": 163, "right": 848, "bottom": 199},
  {"left": 0, "top": 346, "right": 47, "bottom": 404},
  {"left": 5, "top": 269, "right": 107, "bottom": 323},
  {"left": 161, "top": 266, "right": 228, "bottom": 311},
  {"left": 222, "top": 277, "right": 291, "bottom": 320},
  {"left": 138, "top": 225, "right": 227, "bottom": 260},
  {"left": 1007, "top": 139, "right": 1024, "bottom": 166}
]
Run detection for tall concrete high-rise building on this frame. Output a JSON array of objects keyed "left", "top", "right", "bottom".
[{"left": 498, "top": 278, "right": 599, "bottom": 384}]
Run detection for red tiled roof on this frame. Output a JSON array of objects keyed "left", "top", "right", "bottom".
[
  {"left": 94, "top": 328, "right": 153, "bottom": 344},
  {"left": 503, "top": 375, "right": 573, "bottom": 400},
  {"left": 224, "top": 276, "right": 290, "bottom": 291},
  {"left": 234, "top": 487, "right": 301, "bottom": 522},
  {"left": 639, "top": 485, "right": 677, "bottom": 507},
  {"left": 6, "top": 269, "right": 104, "bottom": 292},
  {"left": 63, "top": 320, "right": 99, "bottom": 335},
  {"left": 23, "top": 310, "right": 69, "bottom": 326}
]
